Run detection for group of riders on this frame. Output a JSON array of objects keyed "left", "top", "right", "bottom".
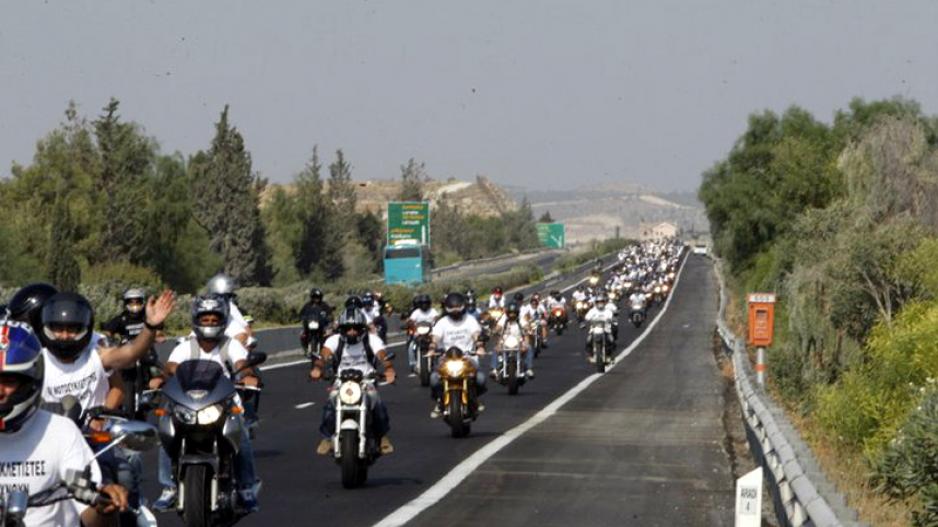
[{"left": 0, "top": 239, "right": 682, "bottom": 526}]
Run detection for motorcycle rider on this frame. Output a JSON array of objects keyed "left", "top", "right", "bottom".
[
  {"left": 361, "top": 292, "right": 388, "bottom": 342},
  {"left": 310, "top": 307, "right": 395, "bottom": 456},
  {"left": 38, "top": 290, "right": 174, "bottom": 519},
  {"left": 158, "top": 294, "right": 261, "bottom": 513},
  {"left": 0, "top": 320, "right": 130, "bottom": 527},
  {"left": 487, "top": 287, "right": 505, "bottom": 309},
  {"left": 583, "top": 294, "right": 617, "bottom": 362},
  {"left": 299, "top": 287, "right": 333, "bottom": 355},
  {"left": 629, "top": 289, "right": 648, "bottom": 319},
  {"left": 520, "top": 294, "right": 549, "bottom": 350},
  {"left": 430, "top": 293, "right": 487, "bottom": 418},
  {"left": 465, "top": 289, "right": 482, "bottom": 320},
  {"left": 405, "top": 294, "right": 439, "bottom": 376},
  {"left": 7, "top": 283, "right": 60, "bottom": 335},
  {"left": 491, "top": 302, "right": 533, "bottom": 379}
]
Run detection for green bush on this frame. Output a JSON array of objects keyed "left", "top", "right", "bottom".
[{"left": 873, "top": 381, "right": 938, "bottom": 526}]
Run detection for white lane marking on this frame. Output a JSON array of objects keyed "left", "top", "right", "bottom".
[
  {"left": 372, "top": 250, "right": 689, "bottom": 527},
  {"left": 294, "top": 402, "right": 316, "bottom": 409},
  {"left": 257, "top": 340, "right": 409, "bottom": 371}
]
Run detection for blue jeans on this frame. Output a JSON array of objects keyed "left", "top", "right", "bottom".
[{"left": 157, "top": 424, "right": 256, "bottom": 492}]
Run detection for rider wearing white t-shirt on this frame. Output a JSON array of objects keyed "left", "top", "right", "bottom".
[
  {"left": 429, "top": 293, "right": 487, "bottom": 418},
  {"left": 0, "top": 320, "right": 128, "bottom": 527},
  {"left": 492, "top": 302, "right": 534, "bottom": 378},
  {"left": 405, "top": 294, "right": 439, "bottom": 374},
  {"left": 310, "top": 307, "right": 395, "bottom": 457}
]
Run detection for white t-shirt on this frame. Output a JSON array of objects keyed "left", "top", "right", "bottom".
[
  {"left": 225, "top": 302, "right": 249, "bottom": 339},
  {"left": 487, "top": 296, "right": 505, "bottom": 309},
  {"left": 167, "top": 337, "right": 250, "bottom": 379},
  {"left": 0, "top": 410, "right": 101, "bottom": 527},
  {"left": 323, "top": 333, "right": 386, "bottom": 377},
  {"left": 495, "top": 317, "right": 525, "bottom": 342},
  {"left": 41, "top": 334, "right": 110, "bottom": 412},
  {"left": 546, "top": 297, "right": 566, "bottom": 309},
  {"left": 432, "top": 316, "right": 482, "bottom": 353},
  {"left": 571, "top": 290, "right": 588, "bottom": 302},
  {"left": 408, "top": 308, "right": 439, "bottom": 325},
  {"left": 520, "top": 304, "right": 546, "bottom": 324}
]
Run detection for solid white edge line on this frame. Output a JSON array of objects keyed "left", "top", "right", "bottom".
[{"left": 372, "top": 249, "right": 689, "bottom": 527}]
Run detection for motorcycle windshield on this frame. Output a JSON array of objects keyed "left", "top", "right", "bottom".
[{"left": 164, "top": 360, "right": 236, "bottom": 411}]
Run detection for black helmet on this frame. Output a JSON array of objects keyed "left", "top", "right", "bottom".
[
  {"left": 362, "top": 292, "right": 375, "bottom": 307},
  {"left": 506, "top": 302, "right": 520, "bottom": 320},
  {"left": 39, "top": 292, "right": 94, "bottom": 361},
  {"left": 416, "top": 294, "right": 431, "bottom": 311},
  {"left": 443, "top": 292, "right": 467, "bottom": 319},
  {"left": 345, "top": 296, "right": 363, "bottom": 310},
  {"left": 513, "top": 292, "right": 524, "bottom": 303},
  {"left": 0, "top": 321, "right": 44, "bottom": 434},
  {"left": 337, "top": 308, "right": 368, "bottom": 344},
  {"left": 309, "top": 288, "right": 323, "bottom": 302},
  {"left": 551, "top": 290, "right": 562, "bottom": 300},
  {"left": 8, "top": 283, "right": 59, "bottom": 334},
  {"left": 191, "top": 294, "right": 229, "bottom": 341}
]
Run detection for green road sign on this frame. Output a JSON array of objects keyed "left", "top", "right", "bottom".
[
  {"left": 387, "top": 201, "right": 431, "bottom": 246},
  {"left": 536, "top": 222, "right": 565, "bottom": 249}
]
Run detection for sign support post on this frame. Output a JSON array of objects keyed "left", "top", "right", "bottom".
[{"left": 747, "top": 292, "right": 776, "bottom": 388}]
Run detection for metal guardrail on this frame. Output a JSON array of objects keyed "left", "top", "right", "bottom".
[
  {"left": 429, "top": 247, "right": 556, "bottom": 278},
  {"left": 712, "top": 257, "right": 866, "bottom": 527}
]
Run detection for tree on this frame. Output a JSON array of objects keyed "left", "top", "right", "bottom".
[
  {"left": 399, "top": 158, "right": 426, "bottom": 201},
  {"left": 48, "top": 196, "right": 81, "bottom": 291},
  {"left": 538, "top": 210, "right": 554, "bottom": 223},
  {"left": 295, "top": 147, "right": 345, "bottom": 279},
  {"left": 191, "top": 106, "right": 272, "bottom": 285}
]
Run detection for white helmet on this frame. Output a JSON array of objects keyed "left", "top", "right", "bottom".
[{"left": 206, "top": 274, "right": 237, "bottom": 298}]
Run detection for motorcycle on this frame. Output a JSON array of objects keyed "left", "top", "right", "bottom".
[
  {"left": 589, "top": 320, "right": 613, "bottom": 374},
  {"left": 409, "top": 321, "right": 435, "bottom": 387},
  {"left": 37, "top": 397, "right": 160, "bottom": 527},
  {"left": 548, "top": 306, "right": 567, "bottom": 335},
  {"left": 527, "top": 318, "right": 544, "bottom": 358},
  {"left": 629, "top": 302, "right": 646, "bottom": 328},
  {"left": 302, "top": 309, "right": 329, "bottom": 361},
  {"left": 494, "top": 333, "right": 526, "bottom": 395},
  {"left": 331, "top": 368, "right": 384, "bottom": 489},
  {"left": 156, "top": 353, "right": 266, "bottom": 527},
  {"left": 575, "top": 300, "right": 590, "bottom": 326},
  {"left": 439, "top": 347, "right": 479, "bottom": 438}
]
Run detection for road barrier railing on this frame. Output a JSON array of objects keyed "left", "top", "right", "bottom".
[{"left": 713, "top": 258, "right": 866, "bottom": 527}]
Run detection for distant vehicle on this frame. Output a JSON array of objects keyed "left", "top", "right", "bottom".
[
  {"left": 692, "top": 243, "right": 709, "bottom": 255},
  {"left": 384, "top": 242, "right": 430, "bottom": 285}
]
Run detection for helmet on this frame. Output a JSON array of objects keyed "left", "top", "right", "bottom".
[
  {"left": 506, "top": 302, "right": 520, "bottom": 320},
  {"left": 8, "top": 283, "right": 59, "bottom": 334},
  {"left": 513, "top": 292, "right": 524, "bottom": 303},
  {"left": 596, "top": 294, "right": 609, "bottom": 306},
  {"left": 416, "top": 294, "right": 431, "bottom": 311},
  {"left": 206, "top": 274, "right": 237, "bottom": 298},
  {"left": 362, "top": 292, "right": 375, "bottom": 307},
  {"left": 345, "top": 296, "right": 363, "bottom": 310},
  {"left": 309, "top": 288, "right": 323, "bottom": 302},
  {"left": 39, "top": 293, "right": 94, "bottom": 361},
  {"left": 0, "top": 321, "right": 44, "bottom": 434},
  {"left": 443, "top": 292, "right": 467, "bottom": 319},
  {"left": 551, "top": 290, "right": 562, "bottom": 300},
  {"left": 337, "top": 308, "right": 368, "bottom": 345},
  {"left": 122, "top": 288, "right": 147, "bottom": 317},
  {"left": 492, "top": 287, "right": 503, "bottom": 297},
  {"left": 191, "top": 294, "right": 229, "bottom": 341}
]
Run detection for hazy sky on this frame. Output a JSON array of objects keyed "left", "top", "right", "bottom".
[{"left": 2, "top": 1, "right": 936, "bottom": 192}]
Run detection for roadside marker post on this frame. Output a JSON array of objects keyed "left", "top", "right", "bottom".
[{"left": 735, "top": 467, "right": 763, "bottom": 527}]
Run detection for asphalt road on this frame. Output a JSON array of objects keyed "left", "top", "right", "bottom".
[{"left": 143, "top": 252, "right": 734, "bottom": 526}]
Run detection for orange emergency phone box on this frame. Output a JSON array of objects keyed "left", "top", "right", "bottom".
[{"left": 747, "top": 293, "right": 776, "bottom": 347}]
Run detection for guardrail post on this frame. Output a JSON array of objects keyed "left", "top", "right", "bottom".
[{"left": 756, "top": 346, "right": 765, "bottom": 387}]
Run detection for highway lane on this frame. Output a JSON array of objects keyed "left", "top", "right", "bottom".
[
  {"left": 140, "top": 254, "right": 673, "bottom": 526},
  {"left": 403, "top": 253, "right": 733, "bottom": 526}
]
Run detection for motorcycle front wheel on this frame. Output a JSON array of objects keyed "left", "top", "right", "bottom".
[
  {"left": 447, "top": 397, "right": 470, "bottom": 438},
  {"left": 595, "top": 340, "right": 606, "bottom": 374},
  {"left": 507, "top": 355, "right": 519, "bottom": 395},
  {"left": 182, "top": 465, "right": 211, "bottom": 527},
  {"left": 419, "top": 353, "right": 431, "bottom": 387},
  {"left": 340, "top": 430, "right": 368, "bottom": 489}
]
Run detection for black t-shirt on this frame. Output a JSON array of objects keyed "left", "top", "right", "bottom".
[
  {"left": 299, "top": 302, "right": 333, "bottom": 325},
  {"left": 102, "top": 312, "right": 146, "bottom": 342}
]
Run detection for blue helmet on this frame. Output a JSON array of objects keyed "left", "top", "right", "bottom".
[{"left": 0, "top": 321, "right": 44, "bottom": 433}]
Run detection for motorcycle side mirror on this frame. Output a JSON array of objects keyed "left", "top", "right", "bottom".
[{"left": 109, "top": 420, "right": 160, "bottom": 452}]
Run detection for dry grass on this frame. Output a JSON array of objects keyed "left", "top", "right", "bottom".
[{"left": 786, "top": 412, "right": 913, "bottom": 527}]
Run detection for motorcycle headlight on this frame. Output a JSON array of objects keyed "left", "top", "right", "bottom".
[
  {"left": 503, "top": 335, "right": 520, "bottom": 349},
  {"left": 197, "top": 404, "right": 224, "bottom": 425},
  {"left": 173, "top": 406, "right": 197, "bottom": 425},
  {"left": 307, "top": 321, "right": 320, "bottom": 330},
  {"left": 655, "top": 286, "right": 661, "bottom": 293},
  {"left": 338, "top": 381, "right": 363, "bottom": 405},
  {"left": 444, "top": 360, "right": 465, "bottom": 377},
  {"left": 416, "top": 326, "right": 431, "bottom": 335},
  {"left": 662, "top": 285, "right": 670, "bottom": 292}
]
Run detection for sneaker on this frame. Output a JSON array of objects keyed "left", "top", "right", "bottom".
[
  {"left": 489, "top": 370, "right": 498, "bottom": 380},
  {"left": 542, "top": 341, "right": 549, "bottom": 349},
  {"left": 380, "top": 436, "right": 395, "bottom": 455},
  {"left": 408, "top": 371, "right": 417, "bottom": 378},
  {"left": 526, "top": 369, "right": 535, "bottom": 379},
  {"left": 238, "top": 489, "right": 260, "bottom": 513},
  {"left": 153, "top": 487, "right": 176, "bottom": 512},
  {"left": 477, "top": 402, "right": 486, "bottom": 413},
  {"left": 316, "top": 438, "right": 333, "bottom": 456},
  {"left": 587, "top": 355, "right": 596, "bottom": 364},
  {"left": 430, "top": 405, "right": 442, "bottom": 419}
]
